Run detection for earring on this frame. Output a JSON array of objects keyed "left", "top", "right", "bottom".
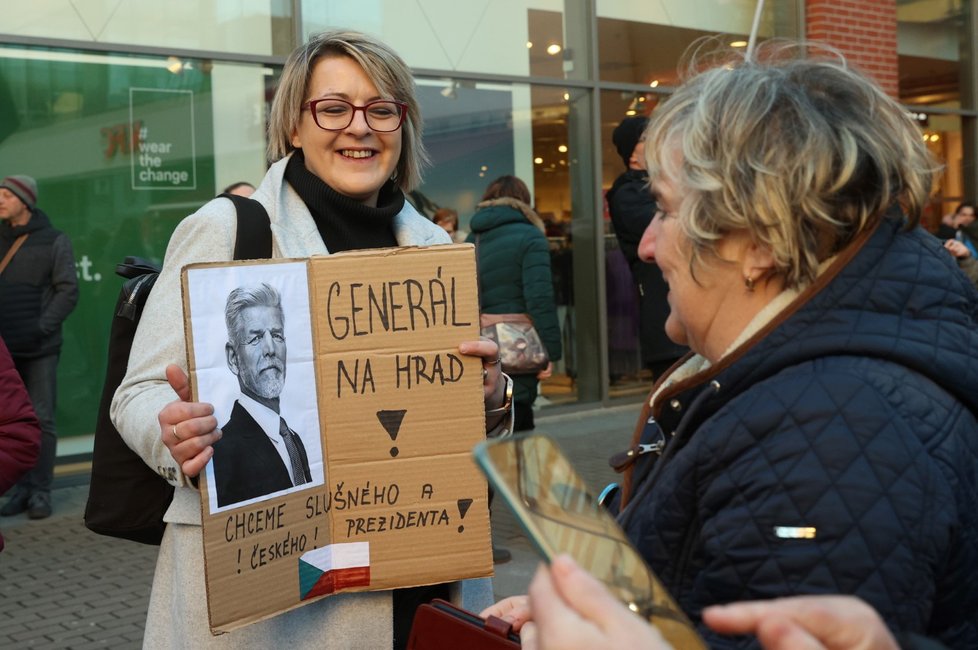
[
  {"left": 390, "top": 169, "right": 399, "bottom": 183},
  {"left": 744, "top": 275, "right": 755, "bottom": 292}
]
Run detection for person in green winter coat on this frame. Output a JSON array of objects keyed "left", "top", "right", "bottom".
[{"left": 467, "top": 175, "right": 562, "bottom": 431}]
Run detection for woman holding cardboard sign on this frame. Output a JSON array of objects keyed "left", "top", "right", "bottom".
[{"left": 111, "top": 29, "right": 504, "bottom": 649}]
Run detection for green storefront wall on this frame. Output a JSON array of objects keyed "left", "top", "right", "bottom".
[{"left": 0, "top": 49, "right": 218, "bottom": 438}]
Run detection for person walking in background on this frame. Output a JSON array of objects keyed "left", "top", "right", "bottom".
[
  {"left": 433, "top": 206, "right": 465, "bottom": 242},
  {"left": 0, "top": 175, "right": 78, "bottom": 520},
  {"left": 947, "top": 201, "right": 977, "bottom": 255},
  {"left": 935, "top": 201, "right": 974, "bottom": 240},
  {"left": 467, "top": 175, "right": 562, "bottom": 432},
  {"left": 606, "top": 116, "right": 686, "bottom": 379},
  {"left": 0, "top": 335, "right": 41, "bottom": 551},
  {"left": 934, "top": 202, "right": 978, "bottom": 288}
]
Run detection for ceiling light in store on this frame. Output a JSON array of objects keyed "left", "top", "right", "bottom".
[
  {"left": 626, "top": 109, "right": 637, "bottom": 116},
  {"left": 547, "top": 43, "right": 562, "bottom": 56},
  {"left": 558, "top": 145, "right": 568, "bottom": 153},
  {"left": 440, "top": 82, "right": 457, "bottom": 99},
  {"left": 534, "top": 157, "right": 544, "bottom": 164},
  {"left": 563, "top": 92, "right": 570, "bottom": 101},
  {"left": 527, "top": 41, "right": 534, "bottom": 48},
  {"left": 649, "top": 80, "right": 659, "bottom": 88},
  {"left": 166, "top": 56, "right": 184, "bottom": 74},
  {"left": 481, "top": 165, "right": 488, "bottom": 171},
  {"left": 730, "top": 40, "right": 748, "bottom": 48},
  {"left": 638, "top": 96, "right": 646, "bottom": 102},
  {"left": 930, "top": 134, "right": 941, "bottom": 142}
]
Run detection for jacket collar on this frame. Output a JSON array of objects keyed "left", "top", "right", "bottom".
[
  {"left": 473, "top": 198, "right": 547, "bottom": 233},
  {"left": 1, "top": 208, "right": 51, "bottom": 239}
]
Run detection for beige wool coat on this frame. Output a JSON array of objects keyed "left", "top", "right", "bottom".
[{"left": 111, "top": 155, "right": 493, "bottom": 648}]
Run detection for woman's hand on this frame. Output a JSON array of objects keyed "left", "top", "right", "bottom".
[
  {"left": 703, "top": 596, "right": 899, "bottom": 650},
  {"left": 158, "top": 364, "right": 221, "bottom": 479},
  {"left": 537, "top": 361, "right": 553, "bottom": 380},
  {"left": 458, "top": 338, "right": 505, "bottom": 409},
  {"left": 520, "top": 555, "right": 670, "bottom": 650},
  {"left": 480, "top": 595, "right": 531, "bottom": 631}
]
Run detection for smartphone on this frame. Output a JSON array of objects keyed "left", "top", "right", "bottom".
[{"left": 474, "top": 433, "right": 706, "bottom": 650}]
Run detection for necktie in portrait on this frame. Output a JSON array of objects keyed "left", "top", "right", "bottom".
[{"left": 279, "top": 417, "right": 311, "bottom": 486}]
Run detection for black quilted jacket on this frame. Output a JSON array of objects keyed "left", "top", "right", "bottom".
[
  {"left": 0, "top": 209, "right": 78, "bottom": 358},
  {"left": 619, "top": 216, "right": 978, "bottom": 648}
]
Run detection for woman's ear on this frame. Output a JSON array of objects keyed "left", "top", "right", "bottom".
[
  {"left": 743, "top": 241, "right": 776, "bottom": 274},
  {"left": 742, "top": 240, "right": 779, "bottom": 288},
  {"left": 290, "top": 128, "right": 301, "bottom": 149}
]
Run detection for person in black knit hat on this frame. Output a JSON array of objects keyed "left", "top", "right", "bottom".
[
  {"left": 0, "top": 174, "right": 79, "bottom": 520},
  {"left": 606, "top": 117, "right": 687, "bottom": 379}
]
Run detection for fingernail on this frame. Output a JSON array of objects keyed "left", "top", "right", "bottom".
[{"left": 551, "top": 554, "right": 576, "bottom": 575}]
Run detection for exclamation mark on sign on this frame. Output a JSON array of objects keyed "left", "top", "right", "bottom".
[
  {"left": 456, "top": 498, "right": 473, "bottom": 533},
  {"left": 377, "top": 409, "right": 407, "bottom": 457}
]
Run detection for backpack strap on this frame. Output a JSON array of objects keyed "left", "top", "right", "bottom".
[{"left": 222, "top": 193, "right": 272, "bottom": 260}]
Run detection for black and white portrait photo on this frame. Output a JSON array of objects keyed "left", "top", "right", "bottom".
[{"left": 185, "top": 261, "right": 324, "bottom": 514}]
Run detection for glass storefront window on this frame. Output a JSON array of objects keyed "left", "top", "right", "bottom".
[
  {"left": 918, "top": 112, "right": 966, "bottom": 229},
  {"left": 412, "top": 78, "right": 583, "bottom": 406},
  {"left": 0, "top": 46, "right": 275, "bottom": 437},
  {"left": 1, "top": 3, "right": 294, "bottom": 57},
  {"left": 898, "top": 1, "right": 975, "bottom": 228},
  {"left": 301, "top": 0, "right": 589, "bottom": 80},
  {"left": 596, "top": 0, "right": 800, "bottom": 85},
  {"left": 898, "top": 0, "right": 970, "bottom": 109},
  {"left": 599, "top": 89, "right": 667, "bottom": 397}
]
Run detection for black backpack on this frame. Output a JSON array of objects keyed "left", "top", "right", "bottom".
[{"left": 84, "top": 194, "right": 272, "bottom": 544}]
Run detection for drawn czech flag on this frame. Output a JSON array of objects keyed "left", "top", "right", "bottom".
[{"left": 299, "top": 542, "right": 371, "bottom": 600}]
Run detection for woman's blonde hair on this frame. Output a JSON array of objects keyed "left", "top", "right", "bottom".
[
  {"left": 645, "top": 40, "right": 937, "bottom": 289},
  {"left": 267, "top": 29, "right": 428, "bottom": 192}
]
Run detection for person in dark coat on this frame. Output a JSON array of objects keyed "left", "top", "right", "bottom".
[
  {"left": 0, "top": 175, "right": 78, "bottom": 520},
  {"left": 467, "top": 175, "right": 562, "bottom": 432},
  {"left": 486, "top": 43, "right": 978, "bottom": 649},
  {"left": 606, "top": 116, "right": 686, "bottom": 377},
  {"left": 0, "top": 336, "right": 41, "bottom": 551}
]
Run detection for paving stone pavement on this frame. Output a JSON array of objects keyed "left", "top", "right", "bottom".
[{"left": 0, "top": 403, "right": 640, "bottom": 649}]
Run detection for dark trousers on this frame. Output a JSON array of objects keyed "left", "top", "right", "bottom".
[
  {"left": 513, "top": 399, "right": 535, "bottom": 432},
  {"left": 13, "top": 353, "right": 59, "bottom": 495}
]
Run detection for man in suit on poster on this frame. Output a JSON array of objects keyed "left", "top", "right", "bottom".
[{"left": 212, "top": 282, "right": 312, "bottom": 508}]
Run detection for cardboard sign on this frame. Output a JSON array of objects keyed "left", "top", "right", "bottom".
[{"left": 181, "top": 245, "right": 492, "bottom": 634}]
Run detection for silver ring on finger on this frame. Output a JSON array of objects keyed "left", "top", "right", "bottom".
[
  {"left": 172, "top": 424, "right": 183, "bottom": 442},
  {"left": 482, "top": 368, "right": 488, "bottom": 381}
]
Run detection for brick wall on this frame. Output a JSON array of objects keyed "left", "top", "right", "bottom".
[{"left": 806, "top": 0, "right": 898, "bottom": 97}]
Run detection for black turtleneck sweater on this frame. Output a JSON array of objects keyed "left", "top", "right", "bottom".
[
  {"left": 285, "top": 149, "right": 449, "bottom": 648},
  {"left": 284, "top": 149, "right": 401, "bottom": 252}
]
